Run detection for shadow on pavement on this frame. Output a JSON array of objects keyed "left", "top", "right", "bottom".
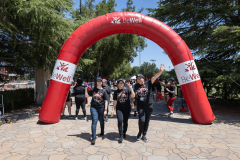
[{"left": 68, "top": 132, "right": 92, "bottom": 142}]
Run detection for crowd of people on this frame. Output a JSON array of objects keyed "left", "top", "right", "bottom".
[{"left": 61, "top": 63, "right": 177, "bottom": 145}]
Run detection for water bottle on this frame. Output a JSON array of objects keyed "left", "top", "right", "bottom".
[{"left": 0, "top": 111, "right": 1, "bottom": 115}]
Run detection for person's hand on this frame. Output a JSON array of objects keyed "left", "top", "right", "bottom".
[
  {"left": 111, "top": 110, "right": 114, "bottom": 117},
  {"left": 160, "top": 63, "right": 165, "bottom": 71},
  {"left": 104, "top": 110, "right": 107, "bottom": 116},
  {"left": 126, "top": 82, "right": 132, "bottom": 88},
  {"left": 131, "top": 103, "right": 134, "bottom": 107}
]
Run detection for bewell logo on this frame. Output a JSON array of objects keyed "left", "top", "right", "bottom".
[
  {"left": 52, "top": 73, "right": 71, "bottom": 83},
  {"left": 111, "top": 17, "right": 142, "bottom": 24},
  {"left": 174, "top": 60, "right": 201, "bottom": 85},
  {"left": 185, "top": 62, "right": 196, "bottom": 72},
  {"left": 111, "top": 17, "right": 121, "bottom": 24},
  {"left": 51, "top": 59, "right": 77, "bottom": 85},
  {"left": 56, "top": 62, "right": 69, "bottom": 72},
  {"left": 123, "top": 17, "right": 142, "bottom": 23}
]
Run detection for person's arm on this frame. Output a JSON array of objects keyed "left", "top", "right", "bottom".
[
  {"left": 126, "top": 83, "right": 135, "bottom": 99},
  {"left": 85, "top": 86, "right": 90, "bottom": 98},
  {"left": 111, "top": 100, "right": 117, "bottom": 117},
  {"left": 103, "top": 91, "right": 109, "bottom": 116},
  {"left": 104, "top": 100, "right": 108, "bottom": 116},
  {"left": 151, "top": 63, "right": 165, "bottom": 84}
]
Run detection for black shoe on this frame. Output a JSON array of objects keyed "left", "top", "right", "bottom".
[
  {"left": 136, "top": 133, "right": 141, "bottom": 141},
  {"left": 119, "top": 136, "right": 123, "bottom": 143},
  {"left": 91, "top": 138, "right": 96, "bottom": 145},
  {"left": 123, "top": 133, "right": 126, "bottom": 139},
  {"left": 142, "top": 136, "right": 148, "bottom": 142},
  {"left": 61, "top": 115, "right": 66, "bottom": 118},
  {"left": 99, "top": 133, "right": 104, "bottom": 137}
]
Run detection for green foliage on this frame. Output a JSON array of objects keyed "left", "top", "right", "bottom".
[
  {"left": 129, "top": 66, "right": 140, "bottom": 77},
  {"left": 71, "top": 0, "right": 147, "bottom": 78},
  {"left": 149, "top": 0, "right": 240, "bottom": 100},
  {"left": 0, "top": 0, "right": 77, "bottom": 77},
  {"left": 196, "top": 56, "right": 240, "bottom": 99},
  {"left": 0, "top": 89, "right": 34, "bottom": 112},
  {"left": 139, "top": 62, "right": 159, "bottom": 78}
]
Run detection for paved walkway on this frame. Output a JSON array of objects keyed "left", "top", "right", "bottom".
[{"left": 1, "top": 96, "right": 240, "bottom": 160}]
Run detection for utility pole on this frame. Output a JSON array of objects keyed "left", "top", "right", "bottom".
[
  {"left": 138, "top": 47, "right": 142, "bottom": 67},
  {"left": 169, "top": 66, "right": 170, "bottom": 71},
  {"left": 80, "top": 0, "right": 82, "bottom": 18},
  {"left": 80, "top": 0, "right": 83, "bottom": 80}
]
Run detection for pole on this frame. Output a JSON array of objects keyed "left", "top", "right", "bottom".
[
  {"left": 138, "top": 47, "right": 142, "bottom": 67},
  {"left": 80, "top": 0, "right": 82, "bottom": 19}
]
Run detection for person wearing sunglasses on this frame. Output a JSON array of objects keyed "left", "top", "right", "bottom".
[
  {"left": 111, "top": 79, "right": 135, "bottom": 143},
  {"left": 134, "top": 64, "right": 165, "bottom": 142}
]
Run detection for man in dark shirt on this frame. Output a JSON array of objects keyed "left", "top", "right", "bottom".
[
  {"left": 102, "top": 79, "right": 112, "bottom": 122},
  {"left": 134, "top": 64, "right": 165, "bottom": 142}
]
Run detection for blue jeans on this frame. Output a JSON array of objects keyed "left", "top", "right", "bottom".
[{"left": 90, "top": 107, "right": 104, "bottom": 139}]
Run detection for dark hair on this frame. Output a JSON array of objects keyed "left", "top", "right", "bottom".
[{"left": 77, "top": 78, "right": 82, "bottom": 85}]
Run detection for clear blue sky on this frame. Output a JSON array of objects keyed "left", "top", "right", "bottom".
[{"left": 70, "top": 0, "right": 174, "bottom": 70}]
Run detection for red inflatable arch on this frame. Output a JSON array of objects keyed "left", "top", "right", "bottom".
[{"left": 39, "top": 12, "right": 215, "bottom": 124}]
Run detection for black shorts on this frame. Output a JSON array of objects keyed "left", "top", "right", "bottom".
[
  {"left": 66, "top": 95, "right": 71, "bottom": 102},
  {"left": 134, "top": 100, "right": 137, "bottom": 105}
]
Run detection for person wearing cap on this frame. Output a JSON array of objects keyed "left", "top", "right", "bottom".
[
  {"left": 102, "top": 79, "right": 112, "bottom": 122},
  {"left": 73, "top": 78, "right": 87, "bottom": 121},
  {"left": 85, "top": 77, "right": 109, "bottom": 145},
  {"left": 134, "top": 64, "right": 165, "bottom": 142},
  {"left": 111, "top": 78, "right": 135, "bottom": 143},
  {"left": 160, "top": 77, "right": 176, "bottom": 117}
]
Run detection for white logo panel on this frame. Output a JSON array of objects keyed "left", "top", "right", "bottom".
[
  {"left": 51, "top": 59, "right": 77, "bottom": 85},
  {"left": 174, "top": 60, "right": 201, "bottom": 85},
  {"left": 111, "top": 17, "right": 142, "bottom": 24}
]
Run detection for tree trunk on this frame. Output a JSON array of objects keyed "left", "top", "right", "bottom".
[{"left": 35, "top": 68, "right": 51, "bottom": 105}]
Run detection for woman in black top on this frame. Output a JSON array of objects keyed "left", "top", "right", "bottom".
[
  {"left": 161, "top": 78, "right": 176, "bottom": 118},
  {"left": 85, "top": 77, "right": 109, "bottom": 145},
  {"left": 74, "top": 78, "right": 87, "bottom": 120},
  {"left": 134, "top": 64, "right": 165, "bottom": 142},
  {"left": 111, "top": 79, "right": 135, "bottom": 143}
]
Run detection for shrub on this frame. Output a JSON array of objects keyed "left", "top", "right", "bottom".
[{"left": 0, "top": 88, "right": 34, "bottom": 112}]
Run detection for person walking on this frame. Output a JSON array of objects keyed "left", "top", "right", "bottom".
[
  {"left": 161, "top": 78, "right": 176, "bottom": 117},
  {"left": 102, "top": 79, "right": 112, "bottom": 122},
  {"left": 61, "top": 89, "right": 74, "bottom": 119},
  {"left": 74, "top": 78, "right": 87, "bottom": 120},
  {"left": 111, "top": 79, "right": 135, "bottom": 143},
  {"left": 85, "top": 77, "right": 109, "bottom": 145},
  {"left": 134, "top": 64, "right": 165, "bottom": 142}
]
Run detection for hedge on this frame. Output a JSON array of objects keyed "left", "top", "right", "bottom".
[{"left": 0, "top": 88, "right": 34, "bottom": 112}]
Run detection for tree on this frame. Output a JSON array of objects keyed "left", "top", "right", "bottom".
[
  {"left": 0, "top": 0, "right": 77, "bottom": 77},
  {"left": 71, "top": 0, "right": 146, "bottom": 79},
  {"left": 139, "top": 62, "right": 159, "bottom": 79},
  {"left": 148, "top": 0, "right": 240, "bottom": 60},
  {"left": 129, "top": 66, "right": 140, "bottom": 77},
  {"left": 148, "top": 0, "right": 240, "bottom": 99}
]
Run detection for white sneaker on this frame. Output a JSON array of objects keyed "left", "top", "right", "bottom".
[
  {"left": 75, "top": 117, "right": 78, "bottom": 120},
  {"left": 169, "top": 113, "right": 174, "bottom": 118},
  {"left": 84, "top": 117, "right": 87, "bottom": 121}
]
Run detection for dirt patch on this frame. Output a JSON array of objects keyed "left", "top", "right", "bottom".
[{"left": 210, "top": 101, "right": 240, "bottom": 117}]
